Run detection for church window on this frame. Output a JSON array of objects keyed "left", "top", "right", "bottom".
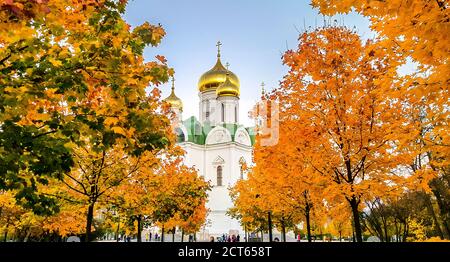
[
  {"left": 240, "top": 165, "right": 244, "bottom": 180},
  {"left": 217, "top": 166, "right": 223, "bottom": 186},
  {"left": 206, "top": 100, "right": 210, "bottom": 119},
  {"left": 235, "top": 106, "right": 237, "bottom": 122},
  {"left": 221, "top": 103, "right": 225, "bottom": 122}
]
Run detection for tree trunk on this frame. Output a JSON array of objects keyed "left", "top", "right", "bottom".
[
  {"left": 433, "top": 189, "right": 450, "bottom": 239},
  {"left": 3, "top": 226, "right": 8, "bottom": 242},
  {"left": 172, "top": 229, "right": 175, "bottom": 242},
  {"left": 24, "top": 228, "right": 31, "bottom": 242},
  {"left": 267, "top": 211, "right": 273, "bottom": 242},
  {"left": 85, "top": 201, "right": 95, "bottom": 242},
  {"left": 136, "top": 215, "right": 142, "bottom": 242},
  {"left": 161, "top": 224, "right": 165, "bottom": 242},
  {"left": 423, "top": 193, "right": 445, "bottom": 239},
  {"left": 305, "top": 208, "right": 312, "bottom": 242},
  {"left": 351, "top": 223, "right": 355, "bottom": 242},
  {"left": 349, "top": 197, "right": 363, "bottom": 242},
  {"left": 244, "top": 224, "right": 247, "bottom": 242},
  {"left": 402, "top": 220, "right": 408, "bottom": 242},
  {"left": 394, "top": 219, "right": 400, "bottom": 242},
  {"left": 115, "top": 216, "right": 120, "bottom": 242},
  {"left": 281, "top": 219, "right": 286, "bottom": 242},
  {"left": 430, "top": 177, "right": 450, "bottom": 239},
  {"left": 383, "top": 220, "right": 389, "bottom": 242},
  {"left": 181, "top": 230, "right": 184, "bottom": 243}
]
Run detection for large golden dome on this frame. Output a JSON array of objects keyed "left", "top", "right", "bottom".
[
  {"left": 163, "top": 78, "right": 183, "bottom": 111},
  {"left": 217, "top": 72, "right": 240, "bottom": 97},
  {"left": 198, "top": 42, "right": 240, "bottom": 93}
]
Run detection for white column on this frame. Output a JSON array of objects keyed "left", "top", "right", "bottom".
[
  {"left": 199, "top": 91, "right": 221, "bottom": 125},
  {"left": 218, "top": 96, "right": 239, "bottom": 124}
]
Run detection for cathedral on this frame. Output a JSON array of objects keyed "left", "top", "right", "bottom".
[{"left": 163, "top": 42, "right": 255, "bottom": 238}]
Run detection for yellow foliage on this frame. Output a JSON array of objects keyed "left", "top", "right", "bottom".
[{"left": 422, "top": 237, "right": 450, "bottom": 242}]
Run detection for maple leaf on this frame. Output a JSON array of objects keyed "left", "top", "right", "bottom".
[{"left": 156, "top": 55, "right": 167, "bottom": 63}]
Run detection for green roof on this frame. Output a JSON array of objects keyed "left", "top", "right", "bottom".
[
  {"left": 179, "top": 116, "right": 255, "bottom": 146},
  {"left": 182, "top": 116, "right": 206, "bottom": 144},
  {"left": 246, "top": 127, "right": 256, "bottom": 145}
]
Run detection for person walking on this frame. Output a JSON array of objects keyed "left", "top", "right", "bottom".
[{"left": 236, "top": 234, "right": 240, "bottom": 242}]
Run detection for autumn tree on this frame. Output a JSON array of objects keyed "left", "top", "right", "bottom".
[
  {"left": 326, "top": 203, "right": 353, "bottom": 242},
  {"left": 312, "top": 0, "right": 450, "bottom": 240},
  {"left": 277, "top": 25, "right": 414, "bottom": 242},
  {"left": 229, "top": 176, "right": 270, "bottom": 238},
  {"left": 177, "top": 202, "right": 208, "bottom": 242},
  {"left": 0, "top": 0, "right": 172, "bottom": 216},
  {"left": 58, "top": 145, "right": 160, "bottom": 241},
  {"left": 231, "top": 95, "right": 332, "bottom": 242},
  {"left": 311, "top": 0, "right": 449, "bottom": 93},
  {"left": 150, "top": 155, "right": 210, "bottom": 242},
  {"left": 0, "top": 188, "right": 85, "bottom": 242},
  {"left": 230, "top": 127, "right": 325, "bottom": 242}
]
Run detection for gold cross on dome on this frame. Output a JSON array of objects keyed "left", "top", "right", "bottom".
[
  {"left": 216, "top": 41, "right": 222, "bottom": 57},
  {"left": 225, "top": 62, "right": 230, "bottom": 70}
]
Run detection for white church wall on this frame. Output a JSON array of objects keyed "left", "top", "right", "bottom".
[
  {"left": 234, "top": 127, "right": 252, "bottom": 146},
  {"left": 217, "top": 96, "right": 239, "bottom": 124},
  {"left": 179, "top": 141, "right": 252, "bottom": 236},
  {"left": 199, "top": 90, "right": 221, "bottom": 125},
  {"left": 205, "top": 126, "right": 232, "bottom": 145}
]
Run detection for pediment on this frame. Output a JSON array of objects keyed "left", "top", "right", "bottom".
[{"left": 213, "top": 156, "right": 225, "bottom": 164}]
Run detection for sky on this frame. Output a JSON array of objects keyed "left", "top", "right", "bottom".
[{"left": 124, "top": 0, "right": 373, "bottom": 126}]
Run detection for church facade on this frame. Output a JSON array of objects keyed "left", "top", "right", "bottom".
[{"left": 163, "top": 42, "right": 255, "bottom": 237}]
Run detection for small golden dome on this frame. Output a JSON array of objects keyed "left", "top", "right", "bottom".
[
  {"left": 217, "top": 72, "right": 240, "bottom": 97},
  {"left": 198, "top": 41, "right": 240, "bottom": 93},
  {"left": 163, "top": 78, "right": 183, "bottom": 111}
]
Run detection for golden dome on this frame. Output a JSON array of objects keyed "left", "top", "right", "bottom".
[
  {"left": 217, "top": 72, "right": 240, "bottom": 97},
  {"left": 163, "top": 78, "right": 183, "bottom": 111},
  {"left": 198, "top": 41, "right": 240, "bottom": 93}
]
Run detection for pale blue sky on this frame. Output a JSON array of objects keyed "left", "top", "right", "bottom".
[{"left": 124, "top": 0, "right": 372, "bottom": 126}]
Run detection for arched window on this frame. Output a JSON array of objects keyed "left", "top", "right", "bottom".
[
  {"left": 217, "top": 166, "right": 223, "bottom": 186},
  {"left": 221, "top": 103, "right": 225, "bottom": 122},
  {"left": 235, "top": 106, "right": 237, "bottom": 123},
  {"left": 240, "top": 165, "right": 244, "bottom": 180},
  {"left": 205, "top": 100, "right": 210, "bottom": 119}
]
